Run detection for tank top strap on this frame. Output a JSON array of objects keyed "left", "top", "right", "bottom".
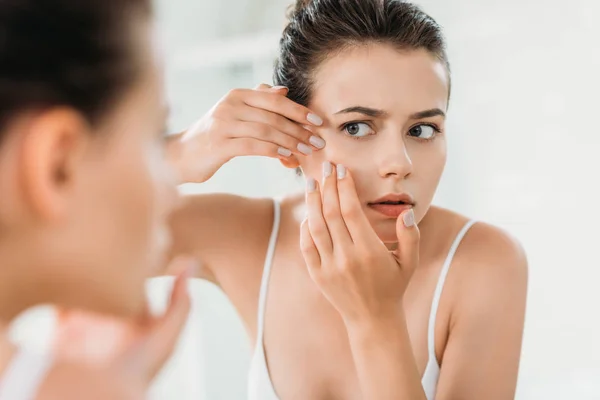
[
  {"left": 427, "top": 220, "right": 478, "bottom": 360},
  {"left": 255, "top": 199, "right": 282, "bottom": 345}
]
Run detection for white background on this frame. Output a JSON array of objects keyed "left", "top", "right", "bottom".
[{"left": 10, "top": 0, "right": 600, "bottom": 399}]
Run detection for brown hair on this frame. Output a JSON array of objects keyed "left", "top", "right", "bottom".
[
  {"left": 274, "top": 0, "right": 450, "bottom": 106},
  {"left": 0, "top": 0, "right": 152, "bottom": 142}
]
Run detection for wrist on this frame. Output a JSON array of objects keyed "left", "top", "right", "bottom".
[
  {"left": 344, "top": 305, "right": 407, "bottom": 338},
  {"left": 165, "top": 129, "right": 228, "bottom": 184}
]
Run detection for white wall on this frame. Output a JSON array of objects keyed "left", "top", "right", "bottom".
[
  {"left": 419, "top": 1, "right": 600, "bottom": 398},
  {"left": 10, "top": 0, "right": 600, "bottom": 399}
]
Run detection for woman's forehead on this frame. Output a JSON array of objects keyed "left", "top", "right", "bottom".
[{"left": 310, "top": 45, "right": 449, "bottom": 116}]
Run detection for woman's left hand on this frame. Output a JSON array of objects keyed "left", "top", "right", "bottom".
[
  {"left": 300, "top": 162, "right": 420, "bottom": 326},
  {"left": 53, "top": 257, "right": 194, "bottom": 376}
]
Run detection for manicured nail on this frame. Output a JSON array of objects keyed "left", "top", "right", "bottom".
[
  {"left": 309, "top": 135, "right": 326, "bottom": 149},
  {"left": 297, "top": 143, "right": 312, "bottom": 155},
  {"left": 337, "top": 164, "right": 346, "bottom": 179},
  {"left": 277, "top": 147, "right": 292, "bottom": 157},
  {"left": 272, "top": 85, "right": 288, "bottom": 90},
  {"left": 307, "top": 113, "right": 323, "bottom": 126},
  {"left": 306, "top": 177, "right": 316, "bottom": 192},
  {"left": 403, "top": 209, "right": 415, "bottom": 228},
  {"left": 322, "top": 161, "right": 332, "bottom": 179}
]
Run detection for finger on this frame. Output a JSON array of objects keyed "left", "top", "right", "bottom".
[
  {"left": 236, "top": 104, "right": 325, "bottom": 151},
  {"left": 393, "top": 209, "right": 420, "bottom": 277},
  {"left": 240, "top": 89, "right": 324, "bottom": 127},
  {"left": 300, "top": 218, "right": 321, "bottom": 280},
  {"left": 228, "top": 137, "right": 297, "bottom": 160},
  {"left": 269, "top": 86, "right": 289, "bottom": 95},
  {"left": 54, "top": 311, "right": 133, "bottom": 364},
  {"left": 138, "top": 255, "right": 195, "bottom": 324},
  {"left": 320, "top": 162, "right": 352, "bottom": 250},
  {"left": 229, "top": 121, "right": 312, "bottom": 157},
  {"left": 136, "top": 266, "right": 193, "bottom": 381},
  {"left": 305, "top": 177, "right": 333, "bottom": 255},
  {"left": 336, "top": 165, "right": 373, "bottom": 244},
  {"left": 254, "top": 83, "right": 289, "bottom": 96},
  {"left": 135, "top": 299, "right": 154, "bottom": 327}
]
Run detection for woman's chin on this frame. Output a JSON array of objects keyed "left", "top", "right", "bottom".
[{"left": 371, "top": 221, "right": 400, "bottom": 244}]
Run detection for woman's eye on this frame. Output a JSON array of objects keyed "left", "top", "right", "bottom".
[
  {"left": 344, "top": 122, "right": 374, "bottom": 137},
  {"left": 408, "top": 124, "right": 437, "bottom": 139}
]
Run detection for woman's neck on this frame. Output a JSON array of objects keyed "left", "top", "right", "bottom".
[
  {"left": 0, "top": 245, "right": 42, "bottom": 375},
  {"left": 0, "top": 242, "right": 41, "bottom": 322}
]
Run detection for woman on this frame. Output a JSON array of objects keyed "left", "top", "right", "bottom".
[
  {"left": 58, "top": 1, "right": 528, "bottom": 399},
  {"left": 0, "top": 0, "right": 191, "bottom": 398}
]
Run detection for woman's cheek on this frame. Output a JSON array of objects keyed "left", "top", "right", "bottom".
[{"left": 410, "top": 143, "right": 447, "bottom": 220}]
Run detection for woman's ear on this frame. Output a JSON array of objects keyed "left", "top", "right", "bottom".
[
  {"left": 278, "top": 155, "right": 300, "bottom": 169},
  {"left": 19, "top": 108, "right": 90, "bottom": 222}
]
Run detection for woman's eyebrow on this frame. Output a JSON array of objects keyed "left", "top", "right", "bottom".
[
  {"left": 334, "top": 106, "right": 446, "bottom": 120},
  {"left": 409, "top": 108, "right": 446, "bottom": 119},
  {"left": 334, "top": 106, "right": 388, "bottom": 118}
]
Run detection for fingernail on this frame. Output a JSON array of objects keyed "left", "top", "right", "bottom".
[
  {"left": 322, "top": 161, "right": 332, "bottom": 179},
  {"left": 272, "top": 85, "right": 288, "bottom": 90},
  {"left": 277, "top": 147, "right": 292, "bottom": 157},
  {"left": 309, "top": 135, "right": 326, "bottom": 149},
  {"left": 297, "top": 143, "right": 313, "bottom": 155},
  {"left": 307, "top": 113, "right": 323, "bottom": 126},
  {"left": 306, "top": 177, "right": 316, "bottom": 192},
  {"left": 337, "top": 164, "right": 346, "bottom": 179},
  {"left": 403, "top": 209, "right": 415, "bottom": 228}
]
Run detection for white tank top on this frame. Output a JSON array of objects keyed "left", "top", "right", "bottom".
[
  {"left": 0, "top": 349, "right": 53, "bottom": 400},
  {"left": 248, "top": 199, "right": 477, "bottom": 400}
]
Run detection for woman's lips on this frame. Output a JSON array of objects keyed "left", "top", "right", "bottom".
[{"left": 367, "top": 203, "right": 412, "bottom": 218}]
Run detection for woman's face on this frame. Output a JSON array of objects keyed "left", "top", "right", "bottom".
[
  {"left": 0, "top": 21, "right": 179, "bottom": 317},
  {"left": 67, "top": 23, "right": 177, "bottom": 316},
  {"left": 300, "top": 45, "right": 449, "bottom": 243}
]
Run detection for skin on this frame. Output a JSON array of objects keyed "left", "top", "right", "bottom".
[
  {"left": 58, "top": 44, "right": 528, "bottom": 399},
  {"left": 0, "top": 17, "right": 191, "bottom": 398}
]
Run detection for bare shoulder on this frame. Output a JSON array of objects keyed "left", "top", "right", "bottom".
[
  {"left": 424, "top": 206, "right": 527, "bottom": 279},
  {"left": 458, "top": 219, "right": 528, "bottom": 286},
  {"left": 168, "top": 193, "right": 277, "bottom": 282},
  {"left": 427, "top": 207, "right": 528, "bottom": 320},
  {"left": 423, "top": 208, "right": 526, "bottom": 397},
  {"left": 37, "top": 363, "right": 143, "bottom": 400}
]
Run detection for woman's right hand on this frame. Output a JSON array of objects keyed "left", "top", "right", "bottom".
[
  {"left": 53, "top": 258, "right": 193, "bottom": 387},
  {"left": 171, "top": 84, "right": 326, "bottom": 183}
]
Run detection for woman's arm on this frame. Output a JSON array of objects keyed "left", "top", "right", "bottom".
[
  {"left": 163, "top": 192, "right": 276, "bottom": 283},
  {"left": 158, "top": 85, "right": 325, "bottom": 280},
  {"left": 345, "top": 225, "right": 527, "bottom": 400},
  {"left": 346, "top": 313, "right": 426, "bottom": 400},
  {"left": 435, "top": 224, "right": 528, "bottom": 400}
]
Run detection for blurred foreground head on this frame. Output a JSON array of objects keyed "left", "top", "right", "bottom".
[{"left": 0, "top": 0, "right": 178, "bottom": 319}]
